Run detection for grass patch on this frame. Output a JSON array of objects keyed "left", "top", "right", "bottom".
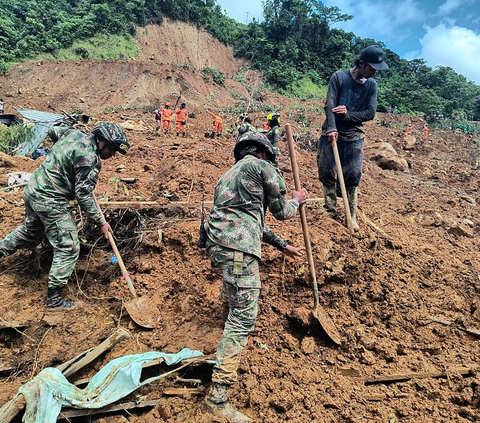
[
  {"left": 36, "top": 34, "right": 138, "bottom": 61},
  {"left": 291, "top": 77, "right": 327, "bottom": 100}
]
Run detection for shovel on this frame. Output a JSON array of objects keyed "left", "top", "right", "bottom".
[
  {"left": 93, "top": 194, "right": 161, "bottom": 329},
  {"left": 285, "top": 124, "right": 341, "bottom": 345},
  {"left": 331, "top": 139, "right": 355, "bottom": 234}
]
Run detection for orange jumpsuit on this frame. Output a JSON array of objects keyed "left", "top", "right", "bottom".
[
  {"left": 423, "top": 125, "right": 429, "bottom": 141},
  {"left": 407, "top": 124, "right": 412, "bottom": 135},
  {"left": 208, "top": 111, "right": 223, "bottom": 135},
  {"left": 161, "top": 106, "right": 174, "bottom": 132},
  {"left": 175, "top": 107, "right": 189, "bottom": 135}
]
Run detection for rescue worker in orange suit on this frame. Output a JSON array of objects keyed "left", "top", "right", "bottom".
[
  {"left": 161, "top": 102, "right": 174, "bottom": 134},
  {"left": 175, "top": 102, "right": 188, "bottom": 137},
  {"left": 207, "top": 109, "right": 223, "bottom": 138},
  {"left": 423, "top": 124, "right": 429, "bottom": 141}
]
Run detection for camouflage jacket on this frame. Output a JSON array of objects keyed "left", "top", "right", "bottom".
[
  {"left": 204, "top": 154, "right": 299, "bottom": 259},
  {"left": 25, "top": 126, "right": 106, "bottom": 227}
]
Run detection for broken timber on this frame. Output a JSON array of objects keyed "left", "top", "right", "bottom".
[
  {"left": 58, "top": 399, "right": 160, "bottom": 420},
  {"left": 364, "top": 365, "right": 480, "bottom": 385},
  {"left": 0, "top": 327, "right": 131, "bottom": 423}
]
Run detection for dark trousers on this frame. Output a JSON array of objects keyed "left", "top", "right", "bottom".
[{"left": 317, "top": 136, "right": 364, "bottom": 188}]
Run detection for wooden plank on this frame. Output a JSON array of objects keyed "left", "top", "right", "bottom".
[
  {"left": 58, "top": 399, "right": 160, "bottom": 420},
  {"left": 0, "top": 327, "right": 132, "bottom": 423},
  {"left": 365, "top": 365, "right": 480, "bottom": 385},
  {"left": 0, "top": 321, "right": 30, "bottom": 330}
]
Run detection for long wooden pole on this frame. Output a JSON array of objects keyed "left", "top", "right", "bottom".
[{"left": 331, "top": 140, "right": 354, "bottom": 233}]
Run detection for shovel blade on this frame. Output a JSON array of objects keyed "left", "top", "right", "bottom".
[
  {"left": 312, "top": 306, "right": 342, "bottom": 346},
  {"left": 124, "top": 296, "right": 161, "bottom": 329}
]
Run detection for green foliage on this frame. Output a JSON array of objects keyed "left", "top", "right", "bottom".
[
  {"left": 0, "top": 125, "right": 35, "bottom": 154},
  {"left": 36, "top": 34, "right": 138, "bottom": 61},
  {"left": 201, "top": 67, "right": 226, "bottom": 86},
  {"left": 1, "top": 0, "right": 478, "bottom": 119},
  {"left": 291, "top": 77, "right": 327, "bottom": 100}
]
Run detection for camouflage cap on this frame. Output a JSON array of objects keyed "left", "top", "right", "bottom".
[{"left": 92, "top": 122, "right": 130, "bottom": 155}]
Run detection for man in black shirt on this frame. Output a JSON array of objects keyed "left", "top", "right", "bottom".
[{"left": 317, "top": 45, "right": 388, "bottom": 229}]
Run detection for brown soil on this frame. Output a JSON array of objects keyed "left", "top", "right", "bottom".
[{"left": 1, "top": 19, "right": 480, "bottom": 423}]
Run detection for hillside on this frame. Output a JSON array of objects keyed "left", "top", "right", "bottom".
[{"left": 1, "top": 19, "right": 480, "bottom": 423}]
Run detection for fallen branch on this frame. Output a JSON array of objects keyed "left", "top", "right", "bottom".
[{"left": 427, "top": 315, "right": 480, "bottom": 338}]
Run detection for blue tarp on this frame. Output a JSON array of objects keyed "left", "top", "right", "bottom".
[{"left": 16, "top": 348, "right": 203, "bottom": 423}]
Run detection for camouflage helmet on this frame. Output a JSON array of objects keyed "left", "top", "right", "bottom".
[
  {"left": 234, "top": 132, "right": 275, "bottom": 163},
  {"left": 92, "top": 122, "right": 130, "bottom": 155}
]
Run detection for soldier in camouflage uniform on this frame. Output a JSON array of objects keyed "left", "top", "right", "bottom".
[
  {"left": 203, "top": 132, "right": 306, "bottom": 423},
  {"left": 0, "top": 122, "right": 130, "bottom": 309},
  {"left": 265, "top": 113, "right": 281, "bottom": 166}
]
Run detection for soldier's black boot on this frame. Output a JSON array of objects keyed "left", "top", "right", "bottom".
[
  {"left": 46, "top": 287, "right": 79, "bottom": 310},
  {"left": 346, "top": 187, "right": 360, "bottom": 230},
  {"left": 210, "top": 131, "right": 216, "bottom": 139},
  {"left": 322, "top": 185, "right": 337, "bottom": 216},
  {"left": 182, "top": 133, "right": 186, "bottom": 138},
  {"left": 203, "top": 383, "right": 251, "bottom": 423}
]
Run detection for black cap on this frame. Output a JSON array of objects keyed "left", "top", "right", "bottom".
[{"left": 360, "top": 45, "right": 388, "bottom": 70}]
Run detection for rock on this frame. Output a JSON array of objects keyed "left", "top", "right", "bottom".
[
  {"left": 367, "top": 142, "right": 408, "bottom": 171},
  {"left": 301, "top": 336, "right": 316, "bottom": 354},
  {"left": 443, "top": 220, "right": 474, "bottom": 237},
  {"left": 403, "top": 135, "right": 416, "bottom": 150},
  {"left": 0, "top": 151, "right": 17, "bottom": 168},
  {"left": 460, "top": 195, "right": 476, "bottom": 206},
  {"left": 79, "top": 98, "right": 85, "bottom": 103},
  {"left": 360, "top": 349, "right": 376, "bottom": 365}
]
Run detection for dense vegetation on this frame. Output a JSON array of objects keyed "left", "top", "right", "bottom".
[{"left": 1, "top": 0, "right": 479, "bottom": 119}]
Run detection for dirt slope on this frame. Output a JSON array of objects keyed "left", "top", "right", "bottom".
[{"left": 1, "top": 20, "right": 480, "bottom": 423}]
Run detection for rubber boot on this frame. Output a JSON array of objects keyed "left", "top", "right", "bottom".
[
  {"left": 346, "top": 187, "right": 360, "bottom": 230},
  {"left": 182, "top": 133, "right": 186, "bottom": 138},
  {"left": 176, "top": 132, "right": 179, "bottom": 137},
  {"left": 46, "top": 287, "right": 79, "bottom": 310},
  {"left": 322, "top": 185, "right": 337, "bottom": 215},
  {"left": 203, "top": 383, "right": 251, "bottom": 423},
  {"left": 210, "top": 131, "right": 216, "bottom": 139}
]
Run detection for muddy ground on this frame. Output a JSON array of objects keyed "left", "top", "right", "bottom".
[{"left": 1, "top": 20, "right": 480, "bottom": 423}]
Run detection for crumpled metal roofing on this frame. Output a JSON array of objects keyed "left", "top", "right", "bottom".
[{"left": 14, "top": 108, "right": 65, "bottom": 156}]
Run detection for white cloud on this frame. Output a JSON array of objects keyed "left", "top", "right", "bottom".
[
  {"left": 326, "top": 0, "right": 425, "bottom": 44},
  {"left": 434, "top": 0, "right": 476, "bottom": 16},
  {"left": 419, "top": 23, "right": 480, "bottom": 84}
]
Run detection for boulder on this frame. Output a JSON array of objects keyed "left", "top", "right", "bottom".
[{"left": 367, "top": 142, "right": 408, "bottom": 171}]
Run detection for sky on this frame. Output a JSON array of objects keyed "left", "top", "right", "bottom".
[{"left": 216, "top": 0, "right": 480, "bottom": 85}]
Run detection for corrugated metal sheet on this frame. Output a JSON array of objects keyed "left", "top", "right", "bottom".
[
  {"left": 16, "top": 109, "right": 64, "bottom": 124},
  {"left": 13, "top": 109, "right": 66, "bottom": 156}
]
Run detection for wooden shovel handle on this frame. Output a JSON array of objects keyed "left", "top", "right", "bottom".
[
  {"left": 285, "top": 124, "right": 319, "bottom": 309},
  {"left": 331, "top": 140, "right": 355, "bottom": 234},
  {"left": 93, "top": 194, "right": 137, "bottom": 298}
]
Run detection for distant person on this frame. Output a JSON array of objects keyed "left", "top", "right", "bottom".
[
  {"left": 206, "top": 109, "right": 223, "bottom": 138},
  {"left": 423, "top": 124, "right": 429, "bottom": 141},
  {"left": 175, "top": 102, "right": 188, "bottom": 137},
  {"left": 154, "top": 106, "right": 162, "bottom": 131},
  {"left": 237, "top": 115, "right": 256, "bottom": 135},
  {"left": 317, "top": 45, "right": 388, "bottom": 229},
  {"left": 393, "top": 106, "right": 398, "bottom": 115},
  {"left": 387, "top": 106, "right": 392, "bottom": 114},
  {"left": 161, "top": 102, "right": 174, "bottom": 134},
  {"left": 0, "top": 123, "right": 130, "bottom": 309},
  {"left": 0, "top": 98, "right": 4, "bottom": 114},
  {"left": 265, "top": 113, "right": 281, "bottom": 165}
]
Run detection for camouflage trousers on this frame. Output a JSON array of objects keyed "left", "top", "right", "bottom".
[
  {"left": 207, "top": 244, "right": 261, "bottom": 385},
  {"left": 0, "top": 194, "right": 80, "bottom": 288}
]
